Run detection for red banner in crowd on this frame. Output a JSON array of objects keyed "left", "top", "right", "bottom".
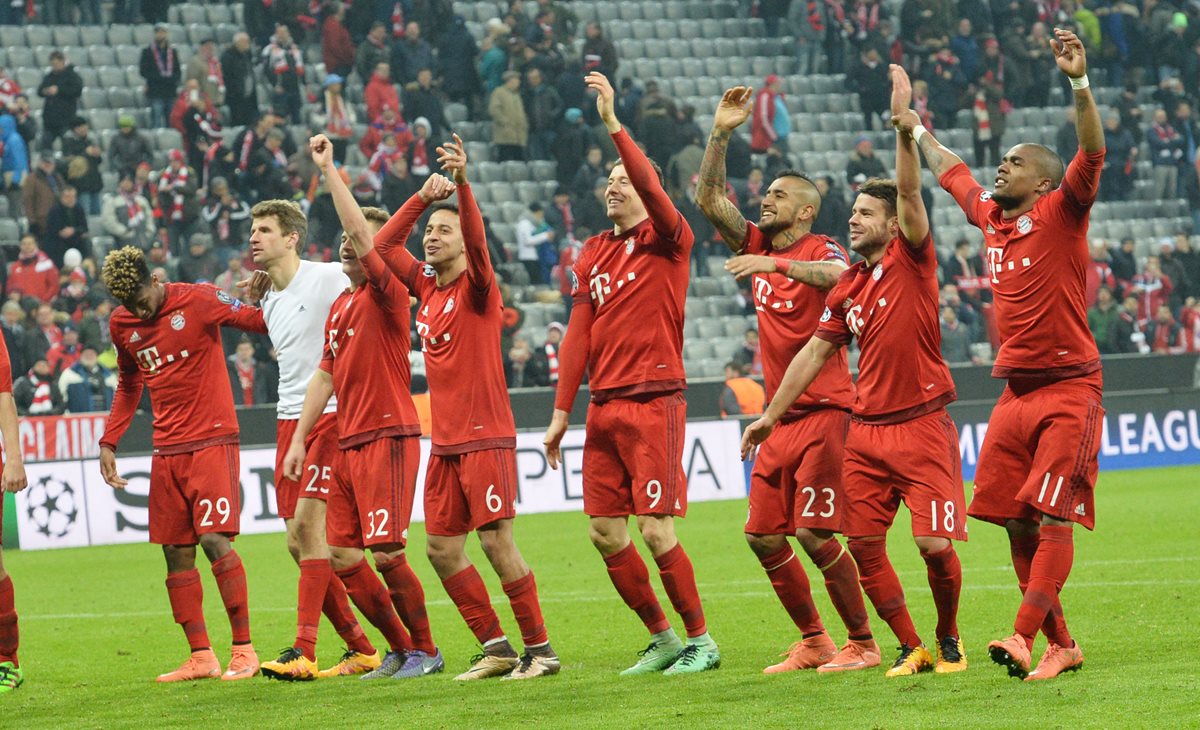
[{"left": 7, "top": 413, "right": 109, "bottom": 463}]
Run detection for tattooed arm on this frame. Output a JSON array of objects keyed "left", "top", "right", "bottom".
[
  {"left": 724, "top": 253, "right": 846, "bottom": 291},
  {"left": 697, "top": 87, "right": 754, "bottom": 253}
]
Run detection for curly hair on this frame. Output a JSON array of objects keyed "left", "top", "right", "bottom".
[
  {"left": 101, "top": 246, "right": 152, "bottom": 303},
  {"left": 250, "top": 199, "right": 308, "bottom": 246}
]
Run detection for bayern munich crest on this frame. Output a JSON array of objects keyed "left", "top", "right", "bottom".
[
  {"left": 170, "top": 312, "right": 185, "bottom": 330},
  {"left": 873, "top": 265, "right": 883, "bottom": 281},
  {"left": 625, "top": 240, "right": 635, "bottom": 255},
  {"left": 1017, "top": 215, "right": 1033, "bottom": 234},
  {"left": 820, "top": 307, "right": 832, "bottom": 322}
]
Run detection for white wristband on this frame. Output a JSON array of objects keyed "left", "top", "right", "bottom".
[
  {"left": 1069, "top": 74, "right": 1089, "bottom": 90},
  {"left": 912, "top": 124, "right": 929, "bottom": 144}
]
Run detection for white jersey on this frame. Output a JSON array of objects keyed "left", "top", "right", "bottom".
[{"left": 262, "top": 260, "right": 350, "bottom": 418}]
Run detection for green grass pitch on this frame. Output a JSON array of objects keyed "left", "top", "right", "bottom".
[{"left": 5, "top": 466, "right": 1199, "bottom": 728}]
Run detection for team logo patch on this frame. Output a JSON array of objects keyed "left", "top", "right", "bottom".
[
  {"left": 819, "top": 307, "right": 832, "bottom": 323},
  {"left": 979, "top": 190, "right": 992, "bottom": 201},
  {"left": 625, "top": 240, "right": 635, "bottom": 255},
  {"left": 825, "top": 242, "right": 848, "bottom": 263},
  {"left": 216, "top": 289, "right": 242, "bottom": 309},
  {"left": 569, "top": 270, "right": 579, "bottom": 294},
  {"left": 422, "top": 264, "right": 436, "bottom": 277},
  {"left": 872, "top": 265, "right": 883, "bottom": 281},
  {"left": 170, "top": 312, "right": 185, "bottom": 330},
  {"left": 1017, "top": 215, "right": 1033, "bottom": 234},
  {"left": 841, "top": 298, "right": 852, "bottom": 309}
]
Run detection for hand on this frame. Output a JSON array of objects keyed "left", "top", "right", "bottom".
[
  {"left": 543, "top": 410, "right": 569, "bottom": 470},
  {"left": 236, "top": 269, "right": 271, "bottom": 304},
  {"left": 891, "top": 108, "right": 921, "bottom": 136},
  {"left": 713, "top": 86, "right": 754, "bottom": 132},
  {"left": 282, "top": 441, "right": 306, "bottom": 482},
  {"left": 309, "top": 133, "right": 335, "bottom": 170},
  {"left": 740, "top": 415, "right": 777, "bottom": 461},
  {"left": 889, "top": 64, "right": 912, "bottom": 117},
  {"left": 724, "top": 255, "right": 776, "bottom": 281},
  {"left": 60, "top": 226, "right": 75, "bottom": 238},
  {"left": 2, "top": 456, "right": 26, "bottom": 493},
  {"left": 436, "top": 132, "right": 469, "bottom": 185},
  {"left": 418, "top": 173, "right": 456, "bottom": 203},
  {"left": 45, "top": 85, "right": 57, "bottom": 95},
  {"left": 1051, "top": 27, "right": 1087, "bottom": 78},
  {"left": 100, "top": 446, "right": 128, "bottom": 489},
  {"left": 585, "top": 71, "right": 619, "bottom": 132}
]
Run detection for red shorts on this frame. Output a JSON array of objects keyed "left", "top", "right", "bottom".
[
  {"left": 582, "top": 392, "right": 687, "bottom": 518},
  {"left": 424, "top": 448, "right": 519, "bottom": 536},
  {"left": 842, "top": 409, "right": 968, "bottom": 541},
  {"left": 275, "top": 414, "right": 340, "bottom": 519},
  {"left": 746, "top": 409, "right": 849, "bottom": 535},
  {"left": 970, "top": 371, "right": 1103, "bottom": 530},
  {"left": 149, "top": 442, "right": 241, "bottom": 545},
  {"left": 327, "top": 436, "right": 420, "bottom": 549}
]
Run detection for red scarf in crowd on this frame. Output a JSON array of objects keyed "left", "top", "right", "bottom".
[
  {"left": 392, "top": 3, "right": 404, "bottom": 37},
  {"left": 158, "top": 157, "right": 190, "bottom": 222},
  {"left": 545, "top": 343, "right": 559, "bottom": 383}
]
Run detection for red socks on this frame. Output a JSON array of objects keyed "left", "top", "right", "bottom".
[
  {"left": 921, "top": 544, "right": 962, "bottom": 640},
  {"left": 759, "top": 546, "right": 824, "bottom": 637},
  {"left": 210, "top": 551, "right": 251, "bottom": 644},
  {"left": 603, "top": 543, "right": 670, "bottom": 635},
  {"left": 165, "top": 569, "right": 211, "bottom": 652},
  {"left": 1014, "top": 525, "right": 1075, "bottom": 649},
  {"left": 848, "top": 539, "right": 922, "bottom": 648},
  {"left": 336, "top": 559, "right": 410, "bottom": 653},
  {"left": 809, "top": 539, "right": 872, "bottom": 640},
  {"left": 501, "top": 572, "right": 549, "bottom": 647},
  {"left": 295, "top": 559, "right": 331, "bottom": 660},
  {"left": 441, "top": 565, "right": 504, "bottom": 645},
  {"left": 376, "top": 553, "right": 436, "bottom": 655},
  {"left": 1010, "top": 533, "right": 1071, "bottom": 646},
  {"left": 321, "top": 574, "right": 376, "bottom": 655},
  {"left": 654, "top": 543, "right": 707, "bottom": 638},
  {"left": 0, "top": 576, "right": 18, "bottom": 666}
]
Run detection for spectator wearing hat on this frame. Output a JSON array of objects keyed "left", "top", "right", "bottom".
[
  {"left": 186, "top": 38, "right": 226, "bottom": 107},
  {"left": 313, "top": 74, "right": 356, "bottom": 164},
  {"left": 262, "top": 24, "right": 306, "bottom": 123},
  {"left": 8, "top": 234, "right": 59, "bottom": 304},
  {"left": 405, "top": 116, "right": 435, "bottom": 183},
  {"left": 101, "top": 174, "right": 156, "bottom": 253},
  {"left": 44, "top": 185, "right": 90, "bottom": 267},
  {"left": 59, "top": 116, "right": 93, "bottom": 159},
  {"left": 543, "top": 321, "right": 565, "bottom": 385},
  {"left": 356, "top": 22, "right": 392, "bottom": 85},
  {"left": 14, "top": 359, "right": 65, "bottom": 416},
  {"left": 36, "top": 51, "right": 83, "bottom": 149},
  {"left": 221, "top": 32, "right": 260, "bottom": 127},
  {"left": 321, "top": 2, "right": 356, "bottom": 79},
  {"left": 552, "top": 107, "right": 590, "bottom": 184},
  {"left": 403, "top": 67, "right": 449, "bottom": 140},
  {"left": 108, "top": 116, "right": 153, "bottom": 178},
  {"left": 177, "top": 233, "right": 222, "bottom": 284},
  {"left": 45, "top": 321, "right": 83, "bottom": 377},
  {"left": 364, "top": 62, "right": 401, "bottom": 123},
  {"left": 750, "top": 75, "right": 783, "bottom": 153},
  {"left": 55, "top": 265, "right": 91, "bottom": 320},
  {"left": 845, "top": 135, "right": 886, "bottom": 192},
  {"left": 22, "top": 155, "right": 64, "bottom": 239},
  {"left": 490, "top": 70, "right": 528, "bottom": 162},
  {"left": 140, "top": 24, "right": 182, "bottom": 129},
  {"left": 359, "top": 103, "right": 412, "bottom": 159},
  {"left": 59, "top": 344, "right": 115, "bottom": 413}
]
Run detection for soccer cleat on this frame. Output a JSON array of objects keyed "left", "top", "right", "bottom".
[
  {"left": 619, "top": 634, "right": 685, "bottom": 676},
  {"left": 763, "top": 633, "right": 838, "bottom": 674},
  {"left": 934, "top": 636, "right": 968, "bottom": 674},
  {"left": 222, "top": 644, "right": 259, "bottom": 681},
  {"left": 360, "top": 650, "right": 407, "bottom": 680},
  {"left": 260, "top": 647, "right": 318, "bottom": 682},
  {"left": 884, "top": 644, "right": 935, "bottom": 677},
  {"left": 502, "top": 653, "right": 561, "bottom": 680},
  {"left": 156, "top": 649, "right": 222, "bottom": 683},
  {"left": 817, "top": 639, "right": 882, "bottom": 674},
  {"left": 394, "top": 648, "right": 445, "bottom": 679},
  {"left": 318, "top": 649, "right": 381, "bottom": 678},
  {"left": 987, "top": 633, "right": 1032, "bottom": 679},
  {"left": 0, "top": 662, "right": 23, "bottom": 694},
  {"left": 663, "top": 640, "right": 721, "bottom": 676},
  {"left": 1026, "top": 641, "right": 1083, "bottom": 681},
  {"left": 454, "top": 652, "right": 519, "bottom": 681}
]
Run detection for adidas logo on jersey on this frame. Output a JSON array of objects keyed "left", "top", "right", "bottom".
[
  {"left": 299, "top": 305, "right": 306, "bottom": 312},
  {"left": 129, "top": 332, "right": 141, "bottom": 343},
  {"left": 1074, "top": 503, "right": 1086, "bottom": 516}
]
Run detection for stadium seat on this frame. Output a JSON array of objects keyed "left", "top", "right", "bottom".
[
  {"left": 52, "top": 26, "right": 80, "bottom": 46},
  {"left": 132, "top": 24, "right": 155, "bottom": 46},
  {"left": 475, "top": 161, "right": 503, "bottom": 184},
  {"left": 515, "top": 181, "right": 541, "bottom": 204},
  {"left": 24, "top": 25, "right": 53, "bottom": 48},
  {"left": 713, "top": 38, "right": 738, "bottom": 58},
  {"left": 155, "top": 128, "right": 183, "bottom": 152},
  {"left": 0, "top": 219, "right": 20, "bottom": 245},
  {"left": 106, "top": 25, "right": 133, "bottom": 45},
  {"left": 618, "top": 3, "right": 642, "bottom": 21},
  {"left": 206, "top": 4, "right": 233, "bottom": 24},
  {"left": 81, "top": 88, "right": 108, "bottom": 110},
  {"left": 88, "top": 45, "right": 117, "bottom": 67},
  {"left": 501, "top": 201, "right": 526, "bottom": 224},
  {"left": 0, "top": 27, "right": 22, "bottom": 49},
  {"left": 658, "top": 58, "right": 681, "bottom": 78},
  {"left": 632, "top": 23, "right": 655, "bottom": 41},
  {"left": 96, "top": 66, "right": 126, "bottom": 89}
]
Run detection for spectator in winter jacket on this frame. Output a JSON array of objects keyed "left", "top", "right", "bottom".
[
  {"left": 262, "top": 24, "right": 306, "bottom": 123},
  {"left": 44, "top": 186, "right": 91, "bottom": 267},
  {"left": 1102, "top": 113, "right": 1138, "bottom": 202},
  {"left": 0, "top": 113, "right": 27, "bottom": 192},
  {"left": 177, "top": 234, "right": 222, "bottom": 284},
  {"left": 1148, "top": 108, "right": 1185, "bottom": 201},
  {"left": 186, "top": 38, "right": 227, "bottom": 107},
  {"left": 140, "top": 24, "right": 182, "bottom": 128},
  {"left": 227, "top": 338, "right": 271, "bottom": 406},
  {"left": 101, "top": 175, "right": 157, "bottom": 251},
  {"left": 45, "top": 325, "right": 82, "bottom": 377},
  {"left": 405, "top": 118, "right": 435, "bottom": 183},
  {"left": 365, "top": 62, "right": 401, "bottom": 123},
  {"left": 403, "top": 67, "right": 450, "bottom": 140},
  {"left": 221, "top": 32, "right": 260, "bottom": 127},
  {"left": 849, "top": 46, "right": 890, "bottom": 131},
  {"left": 108, "top": 116, "right": 154, "bottom": 178},
  {"left": 524, "top": 67, "right": 562, "bottom": 161},
  {"left": 490, "top": 71, "right": 529, "bottom": 162},
  {"left": 1146, "top": 304, "right": 1187, "bottom": 354},
  {"left": 321, "top": 3, "right": 356, "bottom": 79},
  {"left": 580, "top": 22, "right": 618, "bottom": 79},
  {"left": 392, "top": 21, "right": 435, "bottom": 85},
  {"left": 202, "top": 177, "right": 252, "bottom": 256},
  {"left": 14, "top": 359, "right": 65, "bottom": 415},
  {"left": 437, "top": 15, "right": 481, "bottom": 105},
  {"left": 845, "top": 135, "right": 887, "bottom": 192},
  {"left": 751, "top": 75, "right": 783, "bottom": 153},
  {"left": 36, "top": 50, "right": 83, "bottom": 148},
  {"left": 7, "top": 235, "right": 59, "bottom": 303},
  {"left": 1088, "top": 285, "right": 1121, "bottom": 354},
  {"left": 59, "top": 346, "right": 115, "bottom": 413},
  {"left": 356, "top": 22, "right": 392, "bottom": 84},
  {"left": 359, "top": 103, "right": 412, "bottom": 159}
]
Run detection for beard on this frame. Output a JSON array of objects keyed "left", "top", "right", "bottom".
[
  {"left": 757, "top": 213, "right": 791, "bottom": 236},
  {"left": 990, "top": 191, "right": 1023, "bottom": 210}
]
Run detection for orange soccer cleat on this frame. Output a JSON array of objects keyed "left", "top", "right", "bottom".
[
  {"left": 1026, "top": 641, "right": 1083, "bottom": 681},
  {"left": 222, "top": 644, "right": 260, "bottom": 681},
  {"left": 156, "top": 649, "right": 222, "bottom": 683},
  {"left": 763, "top": 633, "right": 838, "bottom": 674},
  {"left": 816, "top": 639, "right": 882, "bottom": 674},
  {"left": 987, "top": 633, "right": 1032, "bottom": 679}
]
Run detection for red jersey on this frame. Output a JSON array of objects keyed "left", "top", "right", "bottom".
[
  {"left": 939, "top": 148, "right": 1105, "bottom": 380},
  {"left": 319, "top": 248, "right": 421, "bottom": 449},
  {"left": 375, "top": 185, "right": 517, "bottom": 455},
  {"left": 555, "top": 129, "right": 694, "bottom": 410},
  {"left": 741, "top": 223, "right": 854, "bottom": 420},
  {"left": 815, "top": 232, "right": 956, "bottom": 423},
  {"left": 102, "top": 283, "right": 267, "bottom": 454}
]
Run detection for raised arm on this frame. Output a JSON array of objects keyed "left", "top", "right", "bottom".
[
  {"left": 1054, "top": 28, "right": 1103, "bottom": 154},
  {"left": 697, "top": 87, "right": 753, "bottom": 252},
  {"left": 311, "top": 133, "right": 376, "bottom": 261},
  {"left": 890, "top": 76, "right": 968, "bottom": 180},
  {"left": 373, "top": 175, "right": 456, "bottom": 281},
  {"left": 890, "top": 65, "right": 930, "bottom": 245},
  {"left": 436, "top": 133, "right": 492, "bottom": 291},
  {"left": 544, "top": 294, "right": 594, "bottom": 469},
  {"left": 739, "top": 336, "right": 839, "bottom": 459}
]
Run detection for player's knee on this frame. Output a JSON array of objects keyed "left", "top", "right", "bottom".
[
  {"left": 587, "top": 523, "right": 626, "bottom": 555},
  {"left": 425, "top": 538, "right": 458, "bottom": 570},
  {"left": 162, "top": 544, "right": 197, "bottom": 573},
  {"left": 329, "top": 546, "right": 362, "bottom": 571},
  {"left": 1004, "top": 519, "right": 1039, "bottom": 540},
  {"left": 914, "top": 535, "right": 950, "bottom": 555},
  {"left": 744, "top": 532, "right": 785, "bottom": 558},
  {"left": 794, "top": 528, "right": 833, "bottom": 556},
  {"left": 199, "top": 533, "right": 230, "bottom": 562},
  {"left": 846, "top": 536, "right": 883, "bottom": 565},
  {"left": 477, "top": 529, "right": 511, "bottom": 562},
  {"left": 636, "top": 518, "right": 676, "bottom": 555}
]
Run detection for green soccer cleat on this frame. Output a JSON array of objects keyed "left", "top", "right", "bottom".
[
  {"left": 0, "top": 662, "right": 23, "bottom": 694},
  {"left": 619, "top": 634, "right": 684, "bottom": 676},
  {"left": 663, "top": 640, "right": 721, "bottom": 676}
]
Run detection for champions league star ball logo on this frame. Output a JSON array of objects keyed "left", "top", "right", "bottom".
[{"left": 25, "top": 475, "right": 80, "bottom": 538}]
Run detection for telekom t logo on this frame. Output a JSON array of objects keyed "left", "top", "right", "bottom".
[
  {"left": 753, "top": 277, "right": 773, "bottom": 305},
  {"left": 590, "top": 272, "right": 612, "bottom": 306},
  {"left": 135, "top": 346, "right": 160, "bottom": 372},
  {"left": 987, "top": 247, "right": 1004, "bottom": 283}
]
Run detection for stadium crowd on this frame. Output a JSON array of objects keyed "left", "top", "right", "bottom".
[{"left": 1, "top": 0, "right": 1199, "bottom": 415}]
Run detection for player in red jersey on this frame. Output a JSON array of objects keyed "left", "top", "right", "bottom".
[
  {"left": 373, "top": 137, "right": 559, "bottom": 681},
  {"left": 0, "top": 342, "right": 28, "bottom": 695},
  {"left": 897, "top": 30, "right": 1103, "bottom": 681},
  {"left": 97, "top": 246, "right": 266, "bottom": 682},
  {"left": 743, "top": 66, "right": 968, "bottom": 678},
  {"left": 695, "top": 85, "right": 878, "bottom": 674},
  {"left": 275, "top": 138, "right": 446, "bottom": 681},
  {"left": 542, "top": 72, "right": 719, "bottom": 676}
]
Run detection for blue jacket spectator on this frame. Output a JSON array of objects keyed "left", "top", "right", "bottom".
[
  {"left": 0, "top": 114, "right": 27, "bottom": 189},
  {"left": 58, "top": 348, "right": 116, "bottom": 414}
]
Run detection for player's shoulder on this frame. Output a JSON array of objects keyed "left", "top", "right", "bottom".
[{"left": 801, "top": 232, "right": 849, "bottom": 261}]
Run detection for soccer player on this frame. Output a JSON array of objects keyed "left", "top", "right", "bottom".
[
  {"left": 742, "top": 65, "right": 967, "bottom": 678},
  {"left": 372, "top": 136, "right": 559, "bottom": 681},
  {"left": 98, "top": 246, "right": 266, "bottom": 682},
  {"left": 247, "top": 200, "right": 423, "bottom": 680},
  {"left": 275, "top": 139, "right": 444, "bottom": 681},
  {"left": 542, "top": 72, "right": 719, "bottom": 676},
  {"left": 695, "top": 86, "right": 878, "bottom": 673},
  {"left": 897, "top": 30, "right": 1103, "bottom": 681},
  {"left": 0, "top": 343, "right": 28, "bottom": 695}
]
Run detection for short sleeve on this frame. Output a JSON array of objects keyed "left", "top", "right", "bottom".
[
  {"left": 739, "top": 222, "right": 766, "bottom": 255},
  {"left": 814, "top": 280, "right": 853, "bottom": 347},
  {"left": 938, "top": 163, "right": 989, "bottom": 228},
  {"left": 809, "top": 236, "right": 849, "bottom": 265}
]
